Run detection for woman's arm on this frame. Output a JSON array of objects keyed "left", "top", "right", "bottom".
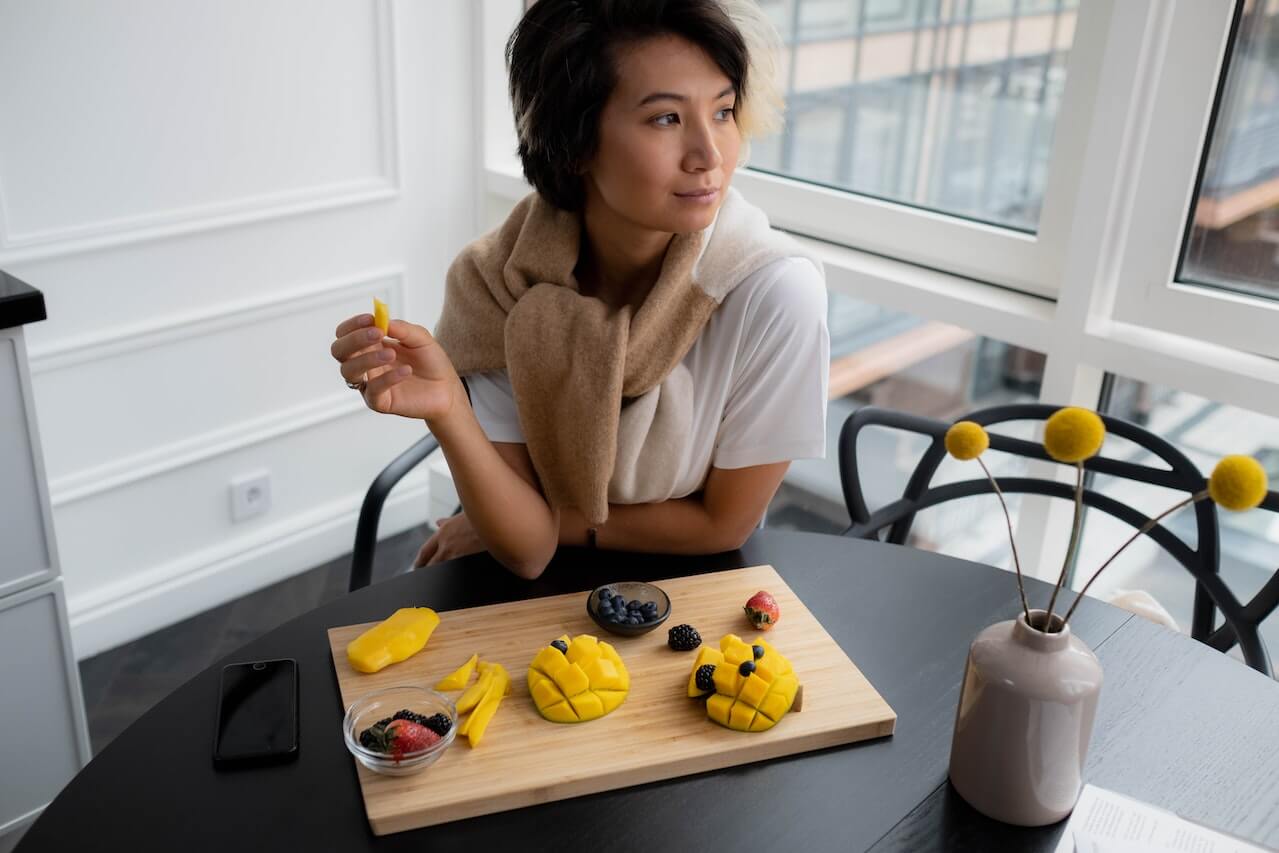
[
  {"left": 492, "top": 430, "right": 785, "bottom": 555},
  {"left": 428, "top": 395, "right": 560, "bottom": 579}
]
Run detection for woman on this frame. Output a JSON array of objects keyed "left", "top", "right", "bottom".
[{"left": 330, "top": 0, "right": 829, "bottom": 579}]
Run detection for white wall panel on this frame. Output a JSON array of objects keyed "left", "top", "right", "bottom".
[
  {"left": 0, "top": 0, "right": 397, "bottom": 251},
  {"left": 32, "top": 269, "right": 403, "bottom": 482},
  {"left": 0, "top": 0, "right": 476, "bottom": 657}
]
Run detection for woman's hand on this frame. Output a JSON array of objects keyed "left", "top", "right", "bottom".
[
  {"left": 414, "top": 512, "right": 487, "bottom": 567},
  {"left": 330, "top": 314, "right": 466, "bottom": 423}
]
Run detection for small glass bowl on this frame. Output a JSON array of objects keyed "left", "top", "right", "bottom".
[
  {"left": 586, "top": 581, "right": 671, "bottom": 637},
  {"left": 342, "top": 685, "right": 456, "bottom": 776}
]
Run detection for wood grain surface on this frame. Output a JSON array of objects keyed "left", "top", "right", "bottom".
[{"left": 326, "top": 564, "right": 897, "bottom": 835}]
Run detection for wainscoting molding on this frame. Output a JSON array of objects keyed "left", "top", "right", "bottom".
[
  {"left": 0, "top": 0, "right": 400, "bottom": 265},
  {"left": 29, "top": 264, "right": 404, "bottom": 374},
  {"left": 35, "top": 266, "right": 403, "bottom": 507},
  {"left": 66, "top": 471, "right": 431, "bottom": 660}
]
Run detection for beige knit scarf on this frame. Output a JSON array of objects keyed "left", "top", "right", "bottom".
[{"left": 434, "top": 187, "right": 810, "bottom": 525}]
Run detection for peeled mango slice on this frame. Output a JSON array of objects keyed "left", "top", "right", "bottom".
[
  {"left": 459, "top": 663, "right": 509, "bottom": 747},
  {"left": 528, "top": 634, "right": 628, "bottom": 723},
  {"left": 435, "top": 653, "right": 479, "bottom": 691},
  {"left": 346, "top": 607, "right": 439, "bottom": 674},
  {"left": 688, "top": 633, "right": 800, "bottom": 732},
  {"left": 372, "top": 297, "right": 390, "bottom": 335}
]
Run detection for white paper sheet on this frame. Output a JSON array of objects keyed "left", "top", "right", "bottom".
[{"left": 1052, "top": 785, "right": 1273, "bottom": 853}]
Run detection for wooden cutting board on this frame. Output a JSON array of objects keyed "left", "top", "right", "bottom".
[{"left": 326, "top": 564, "right": 896, "bottom": 835}]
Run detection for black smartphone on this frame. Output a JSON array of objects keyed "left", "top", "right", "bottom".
[{"left": 212, "top": 658, "right": 299, "bottom": 768}]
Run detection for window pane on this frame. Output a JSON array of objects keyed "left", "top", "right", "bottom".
[
  {"left": 1182, "top": 6, "right": 1279, "bottom": 301},
  {"left": 766, "top": 291, "right": 1047, "bottom": 575},
  {"left": 1086, "top": 378, "right": 1279, "bottom": 671},
  {"left": 752, "top": 0, "right": 1078, "bottom": 232}
]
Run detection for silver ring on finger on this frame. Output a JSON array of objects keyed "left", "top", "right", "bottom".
[{"left": 345, "top": 373, "right": 367, "bottom": 391}]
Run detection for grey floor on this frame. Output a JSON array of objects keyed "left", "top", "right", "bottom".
[{"left": 76, "top": 487, "right": 844, "bottom": 757}]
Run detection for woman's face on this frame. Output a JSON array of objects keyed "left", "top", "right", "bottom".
[{"left": 583, "top": 35, "right": 742, "bottom": 236}]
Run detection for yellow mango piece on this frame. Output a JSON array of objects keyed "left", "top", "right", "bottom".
[
  {"left": 701, "top": 632, "right": 800, "bottom": 733},
  {"left": 583, "top": 656, "right": 621, "bottom": 690},
  {"left": 712, "top": 662, "right": 741, "bottom": 698},
  {"left": 531, "top": 677, "right": 564, "bottom": 709},
  {"left": 434, "top": 653, "right": 479, "bottom": 691},
  {"left": 554, "top": 662, "right": 590, "bottom": 698},
  {"left": 532, "top": 647, "right": 569, "bottom": 681},
  {"left": 706, "top": 694, "right": 733, "bottom": 726},
  {"left": 528, "top": 635, "right": 628, "bottom": 724},
  {"left": 566, "top": 634, "right": 600, "bottom": 665},
  {"left": 729, "top": 700, "right": 757, "bottom": 731},
  {"left": 568, "top": 691, "right": 604, "bottom": 720},
  {"left": 541, "top": 700, "right": 578, "bottom": 723},
  {"left": 372, "top": 297, "right": 390, "bottom": 335},
  {"left": 456, "top": 667, "right": 494, "bottom": 715},
  {"left": 465, "top": 693, "right": 503, "bottom": 747},
  {"left": 737, "top": 673, "right": 770, "bottom": 708},
  {"left": 597, "top": 689, "right": 627, "bottom": 714},
  {"left": 758, "top": 689, "right": 791, "bottom": 723},
  {"left": 345, "top": 607, "right": 439, "bottom": 674}
]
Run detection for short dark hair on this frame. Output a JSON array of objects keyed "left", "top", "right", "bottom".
[{"left": 506, "top": 0, "right": 749, "bottom": 211}]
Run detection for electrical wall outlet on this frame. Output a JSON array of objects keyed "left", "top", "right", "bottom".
[{"left": 229, "top": 471, "right": 272, "bottom": 522}]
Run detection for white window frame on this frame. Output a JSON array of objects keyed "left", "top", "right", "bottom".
[
  {"left": 474, "top": 0, "right": 1279, "bottom": 580},
  {"left": 1109, "top": 0, "right": 1279, "bottom": 361}
]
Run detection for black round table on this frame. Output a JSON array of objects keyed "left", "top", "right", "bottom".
[{"left": 18, "top": 531, "right": 1279, "bottom": 852}]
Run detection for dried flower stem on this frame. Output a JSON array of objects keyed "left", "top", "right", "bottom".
[
  {"left": 1060, "top": 490, "right": 1208, "bottom": 626},
  {"left": 977, "top": 457, "right": 1031, "bottom": 623},
  {"left": 1044, "top": 462, "right": 1086, "bottom": 630}
]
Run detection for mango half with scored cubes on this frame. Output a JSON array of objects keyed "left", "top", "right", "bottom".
[
  {"left": 528, "top": 634, "right": 629, "bottom": 723},
  {"left": 686, "top": 633, "right": 800, "bottom": 732}
]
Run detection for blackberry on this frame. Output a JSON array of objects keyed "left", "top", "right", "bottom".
[
  {"left": 695, "top": 664, "right": 716, "bottom": 694},
  {"left": 752, "top": 644, "right": 765, "bottom": 660},
  {"left": 422, "top": 713, "right": 452, "bottom": 737},
  {"left": 739, "top": 660, "right": 756, "bottom": 677},
  {"left": 667, "top": 624, "right": 701, "bottom": 651},
  {"left": 551, "top": 639, "right": 569, "bottom": 653},
  {"left": 391, "top": 709, "right": 431, "bottom": 726}
]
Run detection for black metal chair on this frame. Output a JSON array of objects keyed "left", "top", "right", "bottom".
[{"left": 838, "top": 404, "right": 1279, "bottom": 676}]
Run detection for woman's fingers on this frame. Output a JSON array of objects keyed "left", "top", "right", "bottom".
[
  {"left": 386, "top": 319, "right": 436, "bottom": 348},
  {"left": 414, "top": 534, "right": 439, "bottom": 569},
  {"left": 334, "top": 313, "right": 374, "bottom": 339},
  {"left": 339, "top": 346, "right": 396, "bottom": 385},
  {"left": 362, "top": 363, "right": 411, "bottom": 401},
  {"left": 330, "top": 323, "right": 386, "bottom": 362}
]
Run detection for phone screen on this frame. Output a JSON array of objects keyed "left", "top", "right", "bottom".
[{"left": 213, "top": 659, "right": 298, "bottom": 765}]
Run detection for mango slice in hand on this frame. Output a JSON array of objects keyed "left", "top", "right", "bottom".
[
  {"left": 346, "top": 607, "right": 439, "bottom": 674},
  {"left": 435, "top": 653, "right": 479, "bottom": 691},
  {"left": 372, "top": 297, "right": 389, "bottom": 336}
]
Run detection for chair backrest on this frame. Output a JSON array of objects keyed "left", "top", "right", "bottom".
[{"left": 838, "top": 403, "right": 1279, "bottom": 676}]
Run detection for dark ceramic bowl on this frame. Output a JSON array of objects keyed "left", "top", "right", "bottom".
[{"left": 586, "top": 581, "right": 671, "bottom": 637}]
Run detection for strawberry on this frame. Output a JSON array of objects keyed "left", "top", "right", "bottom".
[
  {"left": 365, "top": 719, "right": 440, "bottom": 762},
  {"left": 744, "top": 590, "right": 780, "bottom": 631}
]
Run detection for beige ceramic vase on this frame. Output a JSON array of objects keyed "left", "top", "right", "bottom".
[{"left": 947, "top": 609, "right": 1103, "bottom": 826}]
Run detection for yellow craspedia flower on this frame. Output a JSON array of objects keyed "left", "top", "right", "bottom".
[
  {"left": 1208, "top": 455, "right": 1268, "bottom": 512},
  {"left": 1043, "top": 407, "right": 1105, "bottom": 463},
  {"left": 945, "top": 421, "right": 989, "bottom": 461}
]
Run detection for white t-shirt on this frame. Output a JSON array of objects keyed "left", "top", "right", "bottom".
[{"left": 466, "top": 256, "right": 830, "bottom": 500}]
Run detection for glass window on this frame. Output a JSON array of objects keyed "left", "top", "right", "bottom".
[
  {"left": 754, "top": 0, "right": 1078, "bottom": 232},
  {"left": 1083, "top": 378, "right": 1279, "bottom": 669},
  {"left": 1181, "top": 5, "right": 1279, "bottom": 301},
  {"left": 766, "top": 291, "right": 1047, "bottom": 575}
]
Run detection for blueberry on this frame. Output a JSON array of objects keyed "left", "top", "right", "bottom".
[
  {"left": 752, "top": 645, "right": 764, "bottom": 660},
  {"left": 598, "top": 589, "right": 612, "bottom": 603},
  {"left": 628, "top": 600, "right": 642, "bottom": 611},
  {"left": 551, "top": 639, "right": 568, "bottom": 653},
  {"left": 739, "top": 660, "right": 756, "bottom": 676}
]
